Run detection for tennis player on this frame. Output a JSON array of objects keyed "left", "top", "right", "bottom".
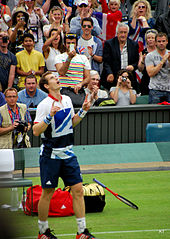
[{"left": 33, "top": 71, "right": 98, "bottom": 239}]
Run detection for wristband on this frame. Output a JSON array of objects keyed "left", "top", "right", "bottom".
[
  {"left": 78, "top": 108, "right": 87, "bottom": 119},
  {"left": 44, "top": 114, "right": 52, "bottom": 125}
]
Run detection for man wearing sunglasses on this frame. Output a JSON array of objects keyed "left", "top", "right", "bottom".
[
  {"left": 70, "top": 0, "right": 101, "bottom": 37},
  {"left": 77, "top": 17, "right": 103, "bottom": 74},
  {"left": 55, "top": 33, "right": 91, "bottom": 95}
]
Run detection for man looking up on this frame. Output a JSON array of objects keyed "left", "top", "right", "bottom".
[
  {"left": 17, "top": 75, "right": 47, "bottom": 108},
  {"left": 33, "top": 71, "right": 98, "bottom": 239},
  {"left": 77, "top": 17, "right": 103, "bottom": 74}
]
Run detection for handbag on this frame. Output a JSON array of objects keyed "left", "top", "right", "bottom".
[{"left": 60, "top": 87, "right": 86, "bottom": 107}]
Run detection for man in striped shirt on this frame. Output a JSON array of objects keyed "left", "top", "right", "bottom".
[{"left": 55, "top": 33, "right": 91, "bottom": 94}]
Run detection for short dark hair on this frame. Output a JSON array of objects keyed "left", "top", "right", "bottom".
[
  {"left": 25, "top": 74, "right": 37, "bottom": 84},
  {"left": 155, "top": 32, "right": 168, "bottom": 41},
  {"left": 23, "top": 32, "right": 35, "bottom": 42},
  {"left": 4, "top": 87, "right": 18, "bottom": 97},
  {"left": 81, "top": 17, "right": 94, "bottom": 26},
  {"left": 39, "top": 71, "right": 52, "bottom": 93},
  {"left": 64, "top": 33, "right": 78, "bottom": 44}
]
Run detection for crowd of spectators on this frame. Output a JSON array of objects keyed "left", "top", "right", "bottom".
[{"left": 0, "top": 0, "right": 170, "bottom": 148}]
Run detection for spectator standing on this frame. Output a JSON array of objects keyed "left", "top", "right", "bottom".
[
  {"left": 145, "top": 32, "right": 170, "bottom": 104},
  {"left": 0, "top": 1, "right": 11, "bottom": 32},
  {"left": 9, "top": 7, "right": 30, "bottom": 54},
  {"left": 120, "top": 0, "right": 132, "bottom": 23},
  {"left": 138, "top": 29, "right": 157, "bottom": 95},
  {"left": 0, "top": 92, "right": 6, "bottom": 107},
  {"left": 101, "top": 22, "right": 139, "bottom": 92},
  {"left": 99, "top": 0, "right": 122, "bottom": 39},
  {"left": 0, "top": 31, "right": 17, "bottom": 92},
  {"left": 55, "top": 33, "right": 91, "bottom": 94},
  {"left": 17, "top": 75, "right": 47, "bottom": 108},
  {"left": 128, "top": 0, "right": 155, "bottom": 52},
  {"left": 70, "top": 0, "right": 101, "bottom": 37},
  {"left": 154, "top": 0, "right": 169, "bottom": 20},
  {"left": 16, "top": 33, "right": 45, "bottom": 90},
  {"left": 0, "top": 87, "right": 31, "bottom": 149},
  {"left": 25, "top": 0, "right": 49, "bottom": 52},
  {"left": 43, "top": 28, "right": 65, "bottom": 76},
  {"left": 110, "top": 69, "right": 136, "bottom": 105},
  {"left": 43, "top": 6, "right": 71, "bottom": 39},
  {"left": 155, "top": 1, "right": 170, "bottom": 50},
  {"left": 77, "top": 17, "right": 103, "bottom": 74}
]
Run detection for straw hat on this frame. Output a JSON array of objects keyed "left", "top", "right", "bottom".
[{"left": 12, "top": 7, "right": 29, "bottom": 26}]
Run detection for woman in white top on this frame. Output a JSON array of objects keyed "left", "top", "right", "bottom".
[
  {"left": 42, "top": 28, "right": 65, "bottom": 76},
  {"left": 43, "top": 6, "right": 71, "bottom": 40},
  {"left": 110, "top": 69, "right": 136, "bottom": 106}
]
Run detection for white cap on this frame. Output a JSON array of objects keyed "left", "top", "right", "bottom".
[{"left": 78, "top": 0, "right": 88, "bottom": 6}]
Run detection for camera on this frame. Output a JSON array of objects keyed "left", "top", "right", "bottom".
[
  {"left": 142, "top": 48, "right": 148, "bottom": 55},
  {"left": 2, "top": 36, "right": 9, "bottom": 43},
  {"left": 20, "top": 16, "right": 25, "bottom": 21},
  {"left": 122, "top": 76, "right": 127, "bottom": 82},
  {"left": 15, "top": 120, "right": 28, "bottom": 133}
]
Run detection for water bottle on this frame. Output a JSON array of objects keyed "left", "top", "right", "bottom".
[
  {"left": 10, "top": 188, "right": 19, "bottom": 211},
  {"left": 22, "top": 191, "right": 26, "bottom": 212}
]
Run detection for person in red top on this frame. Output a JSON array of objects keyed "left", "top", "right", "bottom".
[{"left": 99, "top": 0, "right": 122, "bottom": 40}]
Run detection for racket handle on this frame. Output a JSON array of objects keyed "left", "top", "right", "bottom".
[{"left": 93, "top": 178, "right": 106, "bottom": 188}]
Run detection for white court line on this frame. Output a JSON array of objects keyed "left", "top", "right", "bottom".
[{"left": 14, "top": 228, "right": 170, "bottom": 239}]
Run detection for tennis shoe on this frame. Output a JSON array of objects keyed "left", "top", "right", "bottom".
[
  {"left": 38, "top": 228, "right": 58, "bottom": 239},
  {"left": 76, "top": 228, "right": 97, "bottom": 239}
]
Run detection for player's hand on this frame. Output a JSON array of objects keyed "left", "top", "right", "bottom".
[
  {"left": 82, "top": 94, "right": 93, "bottom": 111},
  {"left": 50, "top": 101, "right": 60, "bottom": 117}
]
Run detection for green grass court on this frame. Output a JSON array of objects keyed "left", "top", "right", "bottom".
[{"left": 1, "top": 170, "right": 170, "bottom": 239}]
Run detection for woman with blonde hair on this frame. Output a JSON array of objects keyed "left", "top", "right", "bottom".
[
  {"left": 43, "top": 6, "right": 71, "bottom": 39},
  {"left": 128, "top": 0, "right": 155, "bottom": 52}
]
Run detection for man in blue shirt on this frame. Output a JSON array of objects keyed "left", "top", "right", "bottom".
[
  {"left": 0, "top": 92, "right": 6, "bottom": 107},
  {"left": 17, "top": 75, "right": 47, "bottom": 108}
]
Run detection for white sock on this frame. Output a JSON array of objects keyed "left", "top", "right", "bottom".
[
  {"left": 76, "top": 217, "right": 86, "bottom": 234},
  {"left": 38, "top": 220, "right": 49, "bottom": 234}
]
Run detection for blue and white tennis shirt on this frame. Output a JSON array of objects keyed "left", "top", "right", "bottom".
[{"left": 34, "top": 94, "right": 75, "bottom": 159}]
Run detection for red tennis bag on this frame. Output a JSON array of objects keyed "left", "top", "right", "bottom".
[{"left": 24, "top": 185, "right": 74, "bottom": 217}]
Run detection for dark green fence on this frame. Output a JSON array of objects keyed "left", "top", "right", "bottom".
[{"left": 28, "top": 104, "right": 170, "bottom": 146}]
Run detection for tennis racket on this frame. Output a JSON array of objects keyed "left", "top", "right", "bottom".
[{"left": 93, "top": 178, "right": 138, "bottom": 210}]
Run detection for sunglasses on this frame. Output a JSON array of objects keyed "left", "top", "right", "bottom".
[
  {"left": 82, "top": 24, "right": 92, "bottom": 28},
  {"left": 146, "top": 29, "right": 157, "bottom": 35},
  {"left": 65, "top": 33, "right": 77, "bottom": 39},
  {"left": 138, "top": 5, "right": 146, "bottom": 9},
  {"left": 79, "top": 4, "right": 88, "bottom": 8}
]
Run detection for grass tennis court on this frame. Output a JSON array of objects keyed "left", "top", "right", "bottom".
[{"left": 1, "top": 170, "right": 170, "bottom": 239}]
